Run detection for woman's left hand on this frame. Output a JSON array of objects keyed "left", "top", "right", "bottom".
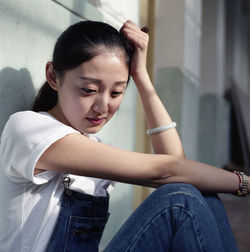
[{"left": 120, "top": 20, "right": 149, "bottom": 83}]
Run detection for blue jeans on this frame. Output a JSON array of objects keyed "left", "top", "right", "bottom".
[
  {"left": 46, "top": 183, "right": 238, "bottom": 251},
  {"left": 105, "top": 183, "right": 238, "bottom": 252},
  {"left": 46, "top": 190, "right": 110, "bottom": 252}
]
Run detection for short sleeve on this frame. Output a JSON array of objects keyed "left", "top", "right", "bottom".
[{"left": 0, "top": 111, "right": 79, "bottom": 184}]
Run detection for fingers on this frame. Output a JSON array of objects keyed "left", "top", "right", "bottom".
[
  {"left": 121, "top": 20, "right": 147, "bottom": 35},
  {"left": 120, "top": 20, "right": 149, "bottom": 50}
]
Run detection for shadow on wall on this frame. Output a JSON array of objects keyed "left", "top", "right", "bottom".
[{"left": 0, "top": 67, "right": 36, "bottom": 134}]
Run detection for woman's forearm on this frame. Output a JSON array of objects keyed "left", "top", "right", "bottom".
[
  {"left": 134, "top": 72, "right": 185, "bottom": 157},
  {"left": 38, "top": 133, "right": 249, "bottom": 195},
  {"left": 154, "top": 155, "right": 249, "bottom": 194}
]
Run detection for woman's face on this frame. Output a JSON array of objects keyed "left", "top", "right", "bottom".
[{"left": 51, "top": 50, "right": 129, "bottom": 134}]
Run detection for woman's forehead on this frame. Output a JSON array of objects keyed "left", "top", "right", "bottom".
[
  {"left": 95, "top": 46, "right": 128, "bottom": 60},
  {"left": 63, "top": 53, "right": 129, "bottom": 82}
]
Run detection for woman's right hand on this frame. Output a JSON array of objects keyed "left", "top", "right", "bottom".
[{"left": 120, "top": 20, "right": 149, "bottom": 84}]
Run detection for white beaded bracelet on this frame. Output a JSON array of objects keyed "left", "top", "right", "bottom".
[{"left": 146, "top": 122, "right": 177, "bottom": 135}]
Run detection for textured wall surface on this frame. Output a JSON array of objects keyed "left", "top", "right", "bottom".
[
  {"left": 155, "top": 67, "right": 199, "bottom": 160},
  {"left": 198, "top": 94, "right": 230, "bottom": 167},
  {"left": 154, "top": 0, "right": 202, "bottom": 161}
]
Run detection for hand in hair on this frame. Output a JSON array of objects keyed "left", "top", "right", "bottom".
[{"left": 120, "top": 20, "right": 149, "bottom": 83}]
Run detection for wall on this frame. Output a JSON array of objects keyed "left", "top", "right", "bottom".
[
  {"left": 154, "top": 0, "right": 202, "bottom": 160},
  {"left": 198, "top": 0, "right": 250, "bottom": 168},
  {"left": 0, "top": 0, "right": 140, "bottom": 249},
  {"left": 225, "top": 1, "right": 249, "bottom": 94},
  {"left": 198, "top": 0, "right": 230, "bottom": 168}
]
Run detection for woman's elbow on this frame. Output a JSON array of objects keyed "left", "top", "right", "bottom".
[{"left": 148, "top": 155, "right": 184, "bottom": 188}]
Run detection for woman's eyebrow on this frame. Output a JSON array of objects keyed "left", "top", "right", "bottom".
[
  {"left": 78, "top": 76, "right": 127, "bottom": 85},
  {"left": 115, "top": 81, "right": 128, "bottom": 85},
  {"left": 78, "top": 76, "right": 101, "bottom": 83}
]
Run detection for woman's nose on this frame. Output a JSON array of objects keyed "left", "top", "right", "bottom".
[{"left": 92, "top": 95, "right": 109, "bottom": 114}]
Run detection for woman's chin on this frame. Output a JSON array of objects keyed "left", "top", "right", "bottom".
[{"left": 83, "top": 126, "right": 104, "bottom": 135}]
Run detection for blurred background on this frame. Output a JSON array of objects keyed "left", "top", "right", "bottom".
[{"left": 0, "top": 0, "right": 249, "bottom": 251}]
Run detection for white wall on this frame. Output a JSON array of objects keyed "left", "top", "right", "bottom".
[
  {"left": 184, "top": 0, "right": 202, "bottom": 85},
  {"left": 0, "top": 0, "right": 79, "bottom": 132},
  {"left": 154, "top": 0, "right": 185, "bottom": 71},
  {"left": 200, "top": 0, "right": 225, "bottom": 96},
  {"left": 154, "top": 0, "right": 202, "bottom": 160},
  {"left": 154, "top": 0, "right": 202, "bottom": 83}
]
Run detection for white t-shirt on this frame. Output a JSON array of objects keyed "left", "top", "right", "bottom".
[{"left": 0, "top": 111, "right": 115, "bottom": 252}]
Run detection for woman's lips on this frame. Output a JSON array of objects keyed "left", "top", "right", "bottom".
[{"left": 87, "top": 118, "right": 105, "bottom": 125}]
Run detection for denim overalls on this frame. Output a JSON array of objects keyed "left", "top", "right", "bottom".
[
  {"left": 46, "top": 178, "right": 238, "bottom": 252},
  {"left": 46, "top": 176, "right": 109, "bottom": 252}
]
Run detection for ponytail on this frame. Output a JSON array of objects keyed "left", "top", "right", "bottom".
[{"left": 32, "top": 82, "right": 57, "bottom": 112}]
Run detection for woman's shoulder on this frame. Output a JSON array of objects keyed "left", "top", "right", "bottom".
[
  {"left": 8, "top": 110, "right": 51, "bottom": 122},
  {"left": 6, "top": 110, "right": 47, "bottom": 126},
  {"left": 6, "top": 110, "right": 70, "bottom": 129},
  {"left": 1, "top": 110, "right": 77, "bottom": 143},
  {"left": 3, "top": 110, "right": 37, "bottom": 133},
  {"left": 4, "top": 111, "right": 50, "bottom": 135},
  {"left": 0, "top": 110, "right": 79, "bottom": 183}
]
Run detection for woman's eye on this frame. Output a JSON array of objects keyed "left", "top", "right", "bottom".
[
  {"left": 81, "top": 88, "right": 96, "bottom": 94},
  {"left": 111, "top": 91, "right": 123, "bottom": 97}
]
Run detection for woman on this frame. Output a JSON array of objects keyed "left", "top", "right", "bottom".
[{"left": 0, "top": 20, "right": 248, "bottom": 252}]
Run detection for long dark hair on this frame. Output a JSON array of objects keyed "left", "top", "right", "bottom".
[{"left": 32, "top": 20, "right": 133, "bottom": 112}]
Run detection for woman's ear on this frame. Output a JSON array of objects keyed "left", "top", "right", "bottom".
[{"left": 46, "top": 62, "right": 59, "bottom": 91}]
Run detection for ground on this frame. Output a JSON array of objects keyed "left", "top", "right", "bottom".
[{"left": 220, "top": 193, "right": 250, "bottom": 252}]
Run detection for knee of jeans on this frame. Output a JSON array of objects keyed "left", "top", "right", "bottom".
[
  {"left": 153, "top": 183, "right": 206, "bottom": 207},
  {"left": 157, "top": 183, "right": 200, "bottom": 195}
]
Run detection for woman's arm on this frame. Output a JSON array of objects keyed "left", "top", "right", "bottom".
[
  {"left": 36, "top": 133, "right": 249, "bottom": 194},
  {"left": 121, "top": 21, "right": 185, "bottom": 157}
]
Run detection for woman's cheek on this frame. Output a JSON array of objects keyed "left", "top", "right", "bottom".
[
  {"left": 110, "top": 99, "right": 123, "bottom": 114},
  {"left": 64, "top": 97, "right": 86, "bottom": 117}
]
